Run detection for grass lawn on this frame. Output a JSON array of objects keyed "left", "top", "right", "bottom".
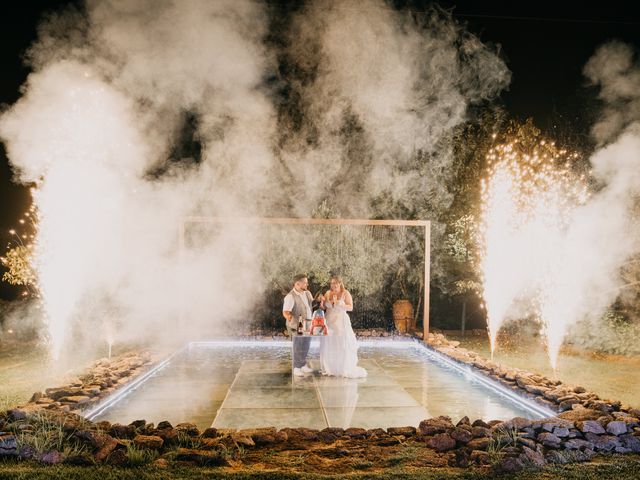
[
  {"left": 0, "top": 455, "right": 639, "bottom": 479},
  {"left": 0, "top": 341, "right": 59, "bottom": 410},
  {"left": 0, "top": 339, "right": 115, "bottom": 411},
  {"left": 448, "top": 333, "right": 640, "bottom": 409}
]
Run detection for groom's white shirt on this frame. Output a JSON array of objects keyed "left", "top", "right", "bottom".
[{"left": 283, "top": 289, "right": 312, "bottom": 319}]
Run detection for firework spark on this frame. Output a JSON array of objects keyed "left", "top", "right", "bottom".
[{"left": 479, "top": 138, "right": 588, "bottom": 369}]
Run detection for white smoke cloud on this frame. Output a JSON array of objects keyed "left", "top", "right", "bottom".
[
  {"left": 0, "top": 0, "right": 511, "bottom": 360},
  {"left": 1, "top": 0, "right": 275, "bottom": 360},
  {"left": 584, "top": 41, "right": 640, "bottom": 145},
  {"left": 540, "top": 44, "right": 640, "bottom": 364},
  {"left": 282, "top": 1, "right": 510, "bottom": 218}
]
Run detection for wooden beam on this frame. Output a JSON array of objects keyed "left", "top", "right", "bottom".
[{"left": 183, "top": 216, "right": 429, "bottom": 227}]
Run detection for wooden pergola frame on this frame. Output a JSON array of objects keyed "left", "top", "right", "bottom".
[{"left": 179, "top": 217, "right": 431, "bottom": 338}]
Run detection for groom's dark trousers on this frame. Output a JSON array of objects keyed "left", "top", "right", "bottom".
[{"left": 290, "top": 329, "right": 311, "bottom": 368}]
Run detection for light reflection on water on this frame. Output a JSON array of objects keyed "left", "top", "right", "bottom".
[{"left": 92, "top": 342, "right": 539, "bottom": 430}]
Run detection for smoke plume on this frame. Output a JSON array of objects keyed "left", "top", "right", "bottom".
[
  {"left": 483, "top": 41, "right": 640, "bottom": 368},
  {"left": 0, "top": 0, "right": 509, "bottom": 360}
]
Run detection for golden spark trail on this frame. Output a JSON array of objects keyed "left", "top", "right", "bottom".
[{"left": 479, "top": 138, "right": 588, "bottom": 368}]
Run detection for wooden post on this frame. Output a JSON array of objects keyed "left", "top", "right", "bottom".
[
  {"left": 178, "top": 222, "right": 186, "bottom": 334},
  {"left": 423, "top": 222, "right": 430, "bottom": 342}
]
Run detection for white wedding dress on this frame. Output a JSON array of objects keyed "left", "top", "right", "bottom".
[{"left": 320, "top": 295, "right": 367, "bottom": 378}]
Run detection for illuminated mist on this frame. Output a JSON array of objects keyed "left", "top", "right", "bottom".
[
  {"left": 0, "top": 0, "right": 509, "bottom": 361},
  {"left": 480, "top": 42, "right": 640, "bottom": 370}
]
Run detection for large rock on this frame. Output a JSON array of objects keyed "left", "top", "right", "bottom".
[
  {"left": 133, "top": 434, "right": 164, "bottom": 450},
  {"left": 620, "top": 434, "right": 640, "bottom": 452},
  {"left": 94, "top": 436, "right": 118, "bottom": 462},
  {"left": 558, "top": 405, "right": 602, "bottom": 422},
  {"left": 45, "top": 388, "right": 82, "bottom": 401},
  {"left": 318, "top": 427, "right": 344, "bottom": 443},
  {"left": 516, "top": 437, "right": 537, "bottom": 450},
  {"left": 29, "top": 392, "right": 44, "bottom": 403},
  {"left": 545, "top": 450, "right": 578, "bottom": 464},
  {"left": 105, "top": 448, "right": 128, "bottom": 467},
  {"left": 278, "top": 427, "right": 318, "bottom": 441},
  {"left": 239, "top": 427, "right": 276, "bottom": 437},
  {"left": 129, "top": 419, "right": 146, "bottom": 430},
  {"left": 80, "top": 387, "right": 101, "bottom": 398},
  {"left": 524, "top": 384, "right": 549, "bottom": 396},
  {"left": 553, "top": 427, "right": 570, "bottom": 438},
  {"left": 585, "top": 433, "right": 621, "bottom": 452},
  {"left": 156, "top": 428, "right": 178, "bottom": 445},
  {"left": 501, "top": 417, "right": 533, "bottom": 431},
  {"left": 201, "top": 427, "right": 219, "bottom": 438},
  {"left": 498, "top": 457, "right": 524, "bottom": 473},
  {"left": 515, "top": 374, "right": 535, "bottom": 389},
  {"left": 345, "top": 427, "right": 368, "bottom": 438},
  {"left": 559, "top": 399, "right": 582, "bottom": 412},
  {"left": 7, "top": 409, "right": 27, "bottom": 421},
  {"left": 250, "top": 432, "right": 284, "bottom": 446},
  {"left": 419, "top": 416, "right": 454, "bottom": 436},
  {"left": 544, "top": 387, "right": 568, "bottom": 402},
  {"left": 520, "top": 446, "right": 545, "bottom": 468},
  {"left": 175, "top": 423, "right": 200, "bottom": 437},
  {"left": 537, "top": 432, "right": 562, "bottom": 448},
  {"left": 387, "top": 426, "right": 416, "bottom": 437},
  {"left": 470, "top": 449, "right": 491, "bottom": 465},
  {"left": 606, "top": 421, "right": 627, "bottom": 436},
  {"left": 428, "top": 433, "right": 456, "bottom": 452},
  {"left": 230, "top": 433, "right": 255, "bottom": 447},
  {"left": 467, "top": 437, "right": 490, "bottom": 450},
  {"left": 109, "top": 424, "right": 136, "bottom": 439},
  {"left": 614, "top": 415, "right": 639, "bottom": 428},
  {"left": 471, "top": 419, "right": 491, "bottom": 429},
  {"left": 471, "top": 426, "right": 491, "bottom": 438},
  {"left": 39, "top": 450, "right": 66, "bottom": 465},
  {"left": 74, "top": 430, "right": 115, "bottom": 450},
  {"left": 157, "top": 421, "right": 173, "bottom": 430},
  {"left": 577, "top": 420, "right": 605, "bottom": 434},
  {"left": 450, "top": 427, "right": 472, "bottom": 444},
  {"left": 0, "top": 434, "right": 17, "bottom": 457},
  {"left": 564, "top": 439, "right": 594, "bottom": 450},
  {"left": 456, "top": 416, "right": 471, "bottom": 427},
  {"left": 541, "top": 418, "right": 574, "bottom": 432},
  {"left": 586, "top": 400, "right": 617, "bottom": 413}
]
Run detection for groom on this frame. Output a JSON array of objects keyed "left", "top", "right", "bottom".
[{"left": 282, "top": 273, "right": 314, "bottom": 376}]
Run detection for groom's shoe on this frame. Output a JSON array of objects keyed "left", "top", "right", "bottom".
[
  {"left": 293, "top": 367, "right": 306, "bottom": 377},
  {"left": 300, "top": 365, "right": 314, "bottom": 374}
]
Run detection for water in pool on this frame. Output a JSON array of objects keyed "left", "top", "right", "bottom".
[{"left": 90, "top": 340, "right": 548, "bottom": 430}]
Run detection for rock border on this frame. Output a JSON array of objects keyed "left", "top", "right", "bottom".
[
  {"left": 425, "top": 332, "right": 636, "bottom": 416},
  {"left": 18, "top": 350, "right": 156, "bottom": 416},
  {"left": 1, "top": 331, "right": 637, "bottom": 473}
]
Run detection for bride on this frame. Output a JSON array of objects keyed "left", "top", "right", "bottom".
[{"left": 320, "top": 276, "right": 367, "bottom": 378}]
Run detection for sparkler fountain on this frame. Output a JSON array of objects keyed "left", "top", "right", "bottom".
[{"left": 479, "top": 138, "right": 588, "bottom": 369}]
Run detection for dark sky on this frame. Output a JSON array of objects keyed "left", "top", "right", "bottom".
[{"left": 1, "top": 0, "right": 640, "bottom": 300}]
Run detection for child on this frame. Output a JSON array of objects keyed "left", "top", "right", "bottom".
[{"left": 311, "top": 293, "right": 328, "bottom": 336}]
